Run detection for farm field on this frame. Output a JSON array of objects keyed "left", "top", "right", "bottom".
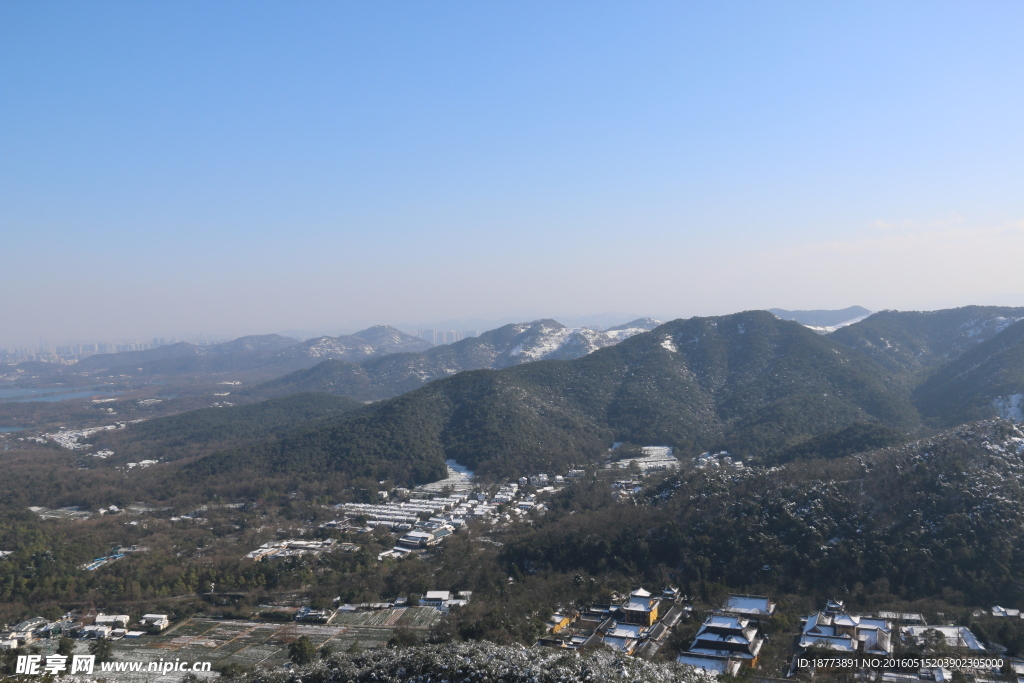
[{"left": 28, "top": 610, "right": 443, "bottom": 682}]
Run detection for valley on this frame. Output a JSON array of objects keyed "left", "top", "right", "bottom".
[{"left": 3, "top": 307, "right": 1024, "bottom": 681}]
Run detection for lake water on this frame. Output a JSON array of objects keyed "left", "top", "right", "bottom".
[
  {"left": 0, "top": 386, "right": 125, "bottom": 403},
  {"left": 0, "top": 427, "right": 23, "bottom": 432}
]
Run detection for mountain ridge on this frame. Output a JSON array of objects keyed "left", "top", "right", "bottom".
[
  {"left": 828, "top": 305, "right": 1024, "bottom": 379},
  {"left": 188, "top": 311, "right": 921, "bottom": 485},
  {"left": 252, "top": 318, "right": 662, "bottom": 401}
]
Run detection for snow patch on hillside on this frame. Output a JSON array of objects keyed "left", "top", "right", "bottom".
[
  {"left": 661, "top": 337, "right": 679, "bottom": 353},
  {"left": 807, "top": 313, "right": 872, "bottom": 335},
  {"left": 508, "top": 323, "right": 658, "bottom": 362},
  {"left": 961, "top": 316, "right": 1024, "bottom": 339},
  {"left": 993, "top": 394, "right": 1024, "bottom": 422}
]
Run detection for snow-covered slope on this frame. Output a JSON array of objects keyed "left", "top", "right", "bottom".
[
  {"left": 273, "top": 325, "right": 432, "bottom": 362},
  {"left": 256, "top": 318, "right": 663, "bottom": 400},
  {"left": 502, "top": 319, "right": 661, "bottom": 364}
]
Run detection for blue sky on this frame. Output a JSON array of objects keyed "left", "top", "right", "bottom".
[{"left": 2, "top": 2, "right": 1023, "bottom": 344}]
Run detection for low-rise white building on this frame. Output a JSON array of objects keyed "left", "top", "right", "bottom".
[{"left": 140, "top": 614, "right": 169, "bottom": 631}]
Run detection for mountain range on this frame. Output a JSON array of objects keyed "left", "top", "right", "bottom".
[
  {"left": 84, "top": 304, "right": 1024, "bottom": 493},
  {"left": 68, "top": 319, "right": 661, "bottom": 386},
  {"left": 72, "top": 326, "right": 433, "bottom": 377},
  {"left": 828, "top": 305, "right": 1024, "bottom": 378},
  {"left": 252, "top": 318, "right": 662, "bottom": 401},
  {"left": 182, "top": 311, "right": 919, "bottom": 484}
]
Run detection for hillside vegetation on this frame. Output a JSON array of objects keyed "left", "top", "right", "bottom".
[
  {"left": 187, "top": 311, "right": 920, "bottom": 483},
  {"left": 829, "top": 305, "right": 1024, "bottom": 378},
  {"left": 89, "top": 392, "right": 366, "bottom": 463},
  {"left": 504, "top": 419, "right": 1024, "bottom": 605},
  {"left": 914, "top": 318, "right": 1024, "bottom": 425}
]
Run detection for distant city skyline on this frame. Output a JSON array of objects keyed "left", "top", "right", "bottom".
[{"left": 3, "top": 2, "right": 1022, "bottom": 348}]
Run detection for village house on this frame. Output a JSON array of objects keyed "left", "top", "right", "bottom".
[
  {"left": 95, "top": 614, "right": 131, "bottom": 628},
  {"left": 420, "top": 591, "right": 452, "bottom": 608},
  {"left": 79, "top": 625, "right": 113, "bottom": 639},
  {"left": 800, "top": 600, "right": 892, "bottom": 656},
  {"left": 295, "top": 607, "right": 335, "bottom": 624},
  {"left": 140, "top": 614, "right": 170, "bottom": 632},
  {"left": 2, "top": 617, "right": 48, "bottom": 645}
]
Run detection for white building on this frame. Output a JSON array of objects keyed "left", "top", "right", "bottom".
[
  {"left": 140, "top": 614, "right": 169, "bottom": 631},
  {"left": 95, "top": 614, "right": 130, "bottom": 628}
]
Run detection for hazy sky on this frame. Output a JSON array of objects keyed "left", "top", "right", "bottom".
[{"left": 3, "top": 2, "right": 1023, "bottom": 346}]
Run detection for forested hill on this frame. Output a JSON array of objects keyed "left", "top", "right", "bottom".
[
  {"left": 829, "top": 305, "right": 1024, "bottom": 378},
  {"left": 505, "top": 419, "right": 1024, "bottom": 605},
  {"left": 89, "top": 392, "right": 366, "bottom": 464},
  {"left": 251, "top": 318, "right": 661, "bottom": 402},
  {"left": 187, "top": 311, "right": 919, "bottom": 484},
  {"left": 914, "top": 318, "right": 1024, "bottom": 426}
]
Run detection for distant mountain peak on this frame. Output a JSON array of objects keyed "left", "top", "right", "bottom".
[{"left": 606, "top": 318, "right": 662, "bottom": 332}]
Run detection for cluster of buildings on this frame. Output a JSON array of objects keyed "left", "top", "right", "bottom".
[
  {"left": 0, "top": 613, "right": 169, "bottom": 649},
  {"left": 416, "top": 329, "right": 478, "bottom": 345},
  {"left": 324, "top": 485, "right": 539, "bottom": 561},
  {"left": 538, "top": 587, "right": 687, "bottom": 658},
  {"left": 244, "top": 538, "right": 340, "bottom": 561},
  {"left": 799, "top": 600, "right": 893, "bottom": 656},
  {"left": 605, "top": 445, "right": 682, "bottom": 474},
  {"left": 126, "top": 459, "right": 159, "bottom": 469},
  {"left": 517, "top": 473, "right": 568, "bottom": 486},
  {"left": 0, "top": 337, "right": 215, "bottom": 365},
  {"left": 694, "top": 451, "right": 745, "bottom": 470},
  {"left": 797, "top": 599, "right": 988, "bottom": 659},
  {"left": 44, "top": 424, "right": 123, "bottom": 450}
]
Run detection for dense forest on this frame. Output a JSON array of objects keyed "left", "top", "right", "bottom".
[{"left": 187, "top": 311, "right": 924, "bottom": 483}]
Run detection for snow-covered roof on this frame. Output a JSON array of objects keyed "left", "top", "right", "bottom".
[
  {"left": 601, "top": 635, "right": 637, "bottom": 653},
  {"left": 704, "top": 615, "right": 747, "bottom": 630},
  {"left": 424, "top": 591, "right": 451, "bottom": 601},
  {"left": 623, "top": 588, "right": 657, "bottom": 613},
  {"left": 799, "top": 635, "right": 857, "bottom": 652},
  {"left": 676, "top": 654, "right": 740, "bottom": 676},
  {"left": 607, "top": 623, "right": 644, "bottom": 639},
  {"left": 724, "top": 595, "right": 775, "bottom": 617}
]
